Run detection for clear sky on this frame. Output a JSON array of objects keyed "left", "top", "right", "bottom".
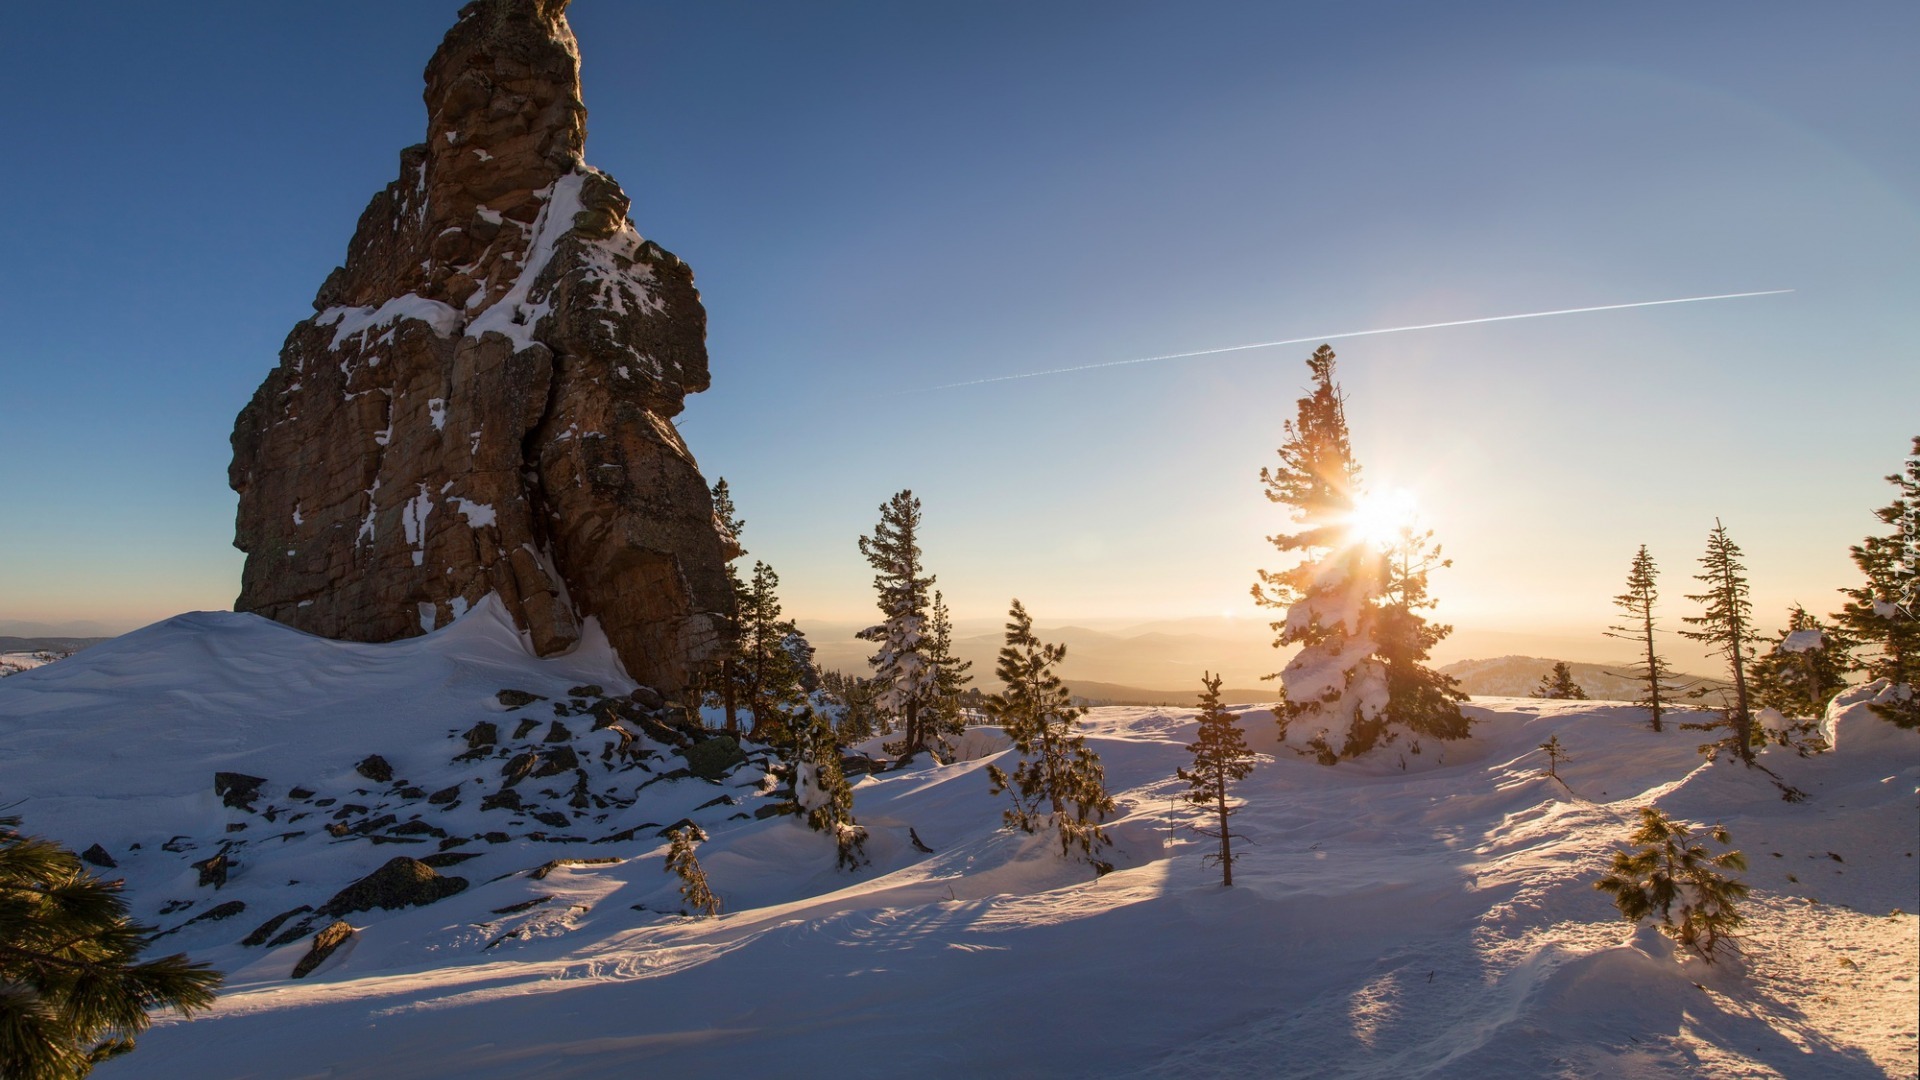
[{"left": 1, "top": 2, "right": 1915, "bottom": 656}]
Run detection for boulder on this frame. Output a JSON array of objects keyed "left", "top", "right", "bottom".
[
  {"left": 80, "top": 843, "right": 117, "bottom": 869},
  {"left": 291, "top": 921, "right": 355, "bottom": 980},
  {"left": 355, "top": 755, "right": 394, "bottom": 784},
  {"left": 214, "top": 772, "right": 267, "bottom": 810},
  {"left": 320, "top": 857, "right": 469, "bottom": 916},
  {"left": 682, "top": 736, "right": 744, "bottom": 781}
]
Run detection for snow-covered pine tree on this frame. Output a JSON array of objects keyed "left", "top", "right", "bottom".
[
  {"left": 924, "top": 591, "right": 974, "bottom": 755},
  {"left": 1531, "top": 661, "right": 1589, "bottom": 700},
  {"left": 984, "top": 600, "right": 1115, "bottom": 864},
  {"left": 857, "top": 490, "right": 939, "bottom": 760},
  {"left": 1604, "top": 545, "right": 1684, "bottom": 732},
  {"left": 1253, "top": 345, "right": 1465, "bottom": 761},
  {"left": 710, "top": 478, "right": 748, "bottom": 734},
  {"left": 790, "top": 710, "right": 868, "bottom": 869},
  {"left": 1, "top": 815, "right": 223, "bottom": 1078},
  {"left": 821, "top": 669, "right": 881, "bottom": 744},
  {"left": 1594, "top": 807, "right": 1749, "bottom": 963},
  {"left": 1178, "top": 673, "right": 1256, "bottom": 886},
  {"left": 1835, "top": 436, "right": 1920, "bottom": 728},
  {"left": 1750, "top": 605, "right": 1849, "bottom": 722},
  {"left": 1680, "top": 520, "right": 1761, "bottom": 763},
  {"left": 664, "top": 825, "right": 721, "bottom": 917}
]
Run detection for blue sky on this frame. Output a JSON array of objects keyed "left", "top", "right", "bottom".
[{"left": 2, "top": 1, "right": 1915, "bottom": 650}]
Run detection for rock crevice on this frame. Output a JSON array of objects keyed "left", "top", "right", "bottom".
[{"left": 230, "top": 0, "right": 733, "bottom": 694}]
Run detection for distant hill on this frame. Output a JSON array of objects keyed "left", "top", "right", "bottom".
[
  {"left": 1063, "top": 680, "right": 1274, "bottom": 708},
  {"left": 0, "top": 638, "right": 109, "bottom": 677},
  {"left": 1441, "top": 655, "right": 1726, "bottom": 700}
]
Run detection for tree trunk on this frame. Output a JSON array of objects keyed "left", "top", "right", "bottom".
[
  {"left": 1642, "top": 607, "right": 1663, "bottom": 732},
  {"left": 1217, "top": 782, "right": 1233, "bottom": 887},
  {"left": 722, "top": 658, "right": 738, "bottom": 734}
]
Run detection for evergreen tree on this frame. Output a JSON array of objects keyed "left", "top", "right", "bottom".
[
  {"left": 923, "top": 591, "right": 975, "bottom": 757},
  {"left": 1594, "top": 807, "right": 1749, "bottom": 963},
  {"left": 1750, "top": 605, "right": 1849, "bottom": 722},
  {"left": 821, "top": 669, "right": 881, "bottom": 745},
  {"left": 984, "top": 600, "right": 1116, "bottom": 863},
  {"left": 1835, "top": 436, "right": 1920, "bottom": 728},
  {"left": 1178, "top": 673, "right": 1256, "bottom": 886},
  {"left": 0, "top": 816, "right": 222, "bottom": 1079},
  {"left": 857, "top": 490, "right": 939, "bottom": 760},
  {"left": 1253, "top": 345, "right": 1466, "bottom": 761},
  {"left": 663, "top": 825, "right": 720, "bottom": 917},
  {"left": 1538, "top": 734, "right": 1570, "bottom": 780},
  {"left": 736, "top": 561, "right": 808, "bottom": 742},
  {"left": 710, "top": 478, "right": 748, "bottom": 734},
  {"left": 1531, "top": 661, "right": 1589, "bottom": 700},
  {"left": 1679, "top": 520, "right": 1761, "bottom": 763},
  {"left": 1604, "top": 545, "right": 1683, "bottom": 732},
  {"left": 790, "top": 710, "right": 868, "bottom": 869}
]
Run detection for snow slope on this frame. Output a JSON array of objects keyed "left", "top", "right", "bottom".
[{"left": 0, "top": 606, "right": 1914, "bottom": 1079}]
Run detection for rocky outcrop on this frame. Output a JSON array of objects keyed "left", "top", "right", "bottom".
[{"left": 229, "top": 0, "right": 734, "bottom": 695}]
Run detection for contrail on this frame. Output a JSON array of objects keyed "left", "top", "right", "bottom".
[{"left": 919, "top": 288, "right": 1793, "bottom": 392}]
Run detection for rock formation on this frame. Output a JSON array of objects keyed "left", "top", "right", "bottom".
[{"left": 230, "top": 0, "right": 734, "bottom": 694}]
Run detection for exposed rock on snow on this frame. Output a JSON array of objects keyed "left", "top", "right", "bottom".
[{"left": 228, "top": 0, "right": 734, "bottom": 696}]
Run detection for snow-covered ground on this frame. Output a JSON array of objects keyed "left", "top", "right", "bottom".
[
  {"left": 1, "top": 650, "right": 62, "bottom": 676},
  {"left": 0, "top": 604, "right": 1914, "bottom": 1079}
]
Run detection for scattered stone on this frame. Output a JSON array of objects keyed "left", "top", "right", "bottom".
[
  {"left": 464, "top": 721, "right": 499, "bottom": 749},
  {"left": 242, "top": 905, "right": 313, "bottom": 947},
  {"left": 682, "top": 736, "right": 744, "bottom": 781},
  {"left": 422, "top": 851, "right": 485, "bottom": 869},
  {"left": 655, "top": 817, "right": 699, "bottom": 838},
  {"left": 530, "top": 746, "right": 580, "bottom": 778},
  {"left": 481, "top": 789, "right": 525, "bottom": 812},
  {"left": 754, "top": 803, "right": 792, "bottom": 820},
  {"left": 695, "top": 795, "right": 737, "bottom": 811},
  {"left": 910, "top": 828, "right": 936, "bottom": 854},
  {"left": 320, "top": 857, "right": 469, "bottom": 917},
  {"left": 491, "top": 896, "right": 554, "bottom": 915},
  {"left": 438, "top": 836, "right": 472, "bottom": 852},
  {"left": 313, "top": 798, "right": 337, "bottom": 808},
  {"left": 390, "top": 821, "right": 447, "bottom": 838},
  {"left": 544, "top": 720, "right": 573, "bottom": 742},
  {"left": 501, "top": 752, "right": 537, "bottom": 787},
  {"left": 512, "top": 718, "right": 541, "bottom": 741},
  {"left": 327, "top": 823, "right": 351, "bottom": 838},
  {"left": 80, "top": 843, "right": 117, "bottom": 869},
  {"left": 497, "top": 690, "right": 544, "bottom": 710},
  {"left": 291, "top": 921, "right": 355, "bottom": 979},
  {"left": 590, "top": 826, "right": 642, "bottom": 845},
  {"left": 159, "top": 899, "right": 194, "bottom": 915},
  {"left": 289, "top": 786, "right": 315, "bottom": 800},
  {"left": 159, "top": 900, "right": 248, "bottom": 938},
  {"left": 355, "top": 755, "right": 394, "bottom": 783},
  {"left": 531, "top": 811, "right": 571, "bottom": 829},
  {"left": 429, "top": 783, "right": 463, "bottom": 805},
  {"left": 529, "top": 857, "right": 619, "bottom": 880},
  {"left": 334, "top": 804, "right": 369, "bottom": 819},
  {"left": 396, "top": 785, "right": 427, "bottom": 800},
  {"left": 628, "top": 685, "right": 665, "bottom": 711},
  {"left": 483, "top": 832, "right": 512, "bottom": 844},
  {"left": 214, "top": 772, "right": 268, "bottom": 810},
  {"left": 192, "top": 854, "right": 232, "bottom": 889},
  {"left": 840, "top": 753, "right": 886, "bottom": 777},
  {"left": 227, "top": 823, "right": 249, "bottom": 833}
]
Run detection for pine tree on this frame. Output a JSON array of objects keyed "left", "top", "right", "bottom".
[
  {"left": 710, "top": 478, "right": 748, "bottom": 734},
  {"left": 736, "top": 561, "right": 808, "bottom": 742},
  {"left": 1679, "top": 520, "right": 1761, "bottom": 763},
  {"left": 984, "top": 600, "right": 1116, "bottom": 863},
  {"left": 857, "top": 490, "right": 939, "bottom": 760},
  {"left": 1178, "top": 673, "right": 1256, "bottom": 886},
  {"left": 664, "top": 825, "right": 720, "bottom": 917},
  {"left": 1835, "top": 437, "right": 1920, "bottom": 728},
  {"left": 0, "top": 816, "right": 222, "bottom": 1079},
  {"left": 1538, "top": 734, "right": 1570, "bottom": 780},
  {"left": 1750, "top": 605, "right": 1849, "bottom": 722},
  {"left": 790, "top": 710, "right": 868, "bottom": 869},
  {"left": 1604, "top": 545, "right": 1683, "bottom": 732},
  {"left": 1531, "top": 661, "right": 1589, "bottom": 700},
  {"left": 1594, "top": 807, "right": 1749, "bottom": 963},
  {"left": 923, "top": 591, "right": 974, "bottom": 757},
  {"left": 1253, "top": 345, "right": 1466, "bottom": 761},
  {"left": 821, "top": 669, "right": 881, "bottom": 745}
]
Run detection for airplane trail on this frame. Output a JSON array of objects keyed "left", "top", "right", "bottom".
[{"left": 920, "top": 288, "right": 1793, "bottom": 392}]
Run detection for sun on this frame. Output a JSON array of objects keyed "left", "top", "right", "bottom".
[{"left": 1346, "top": 487, "right": 1419, "bottom": 549}]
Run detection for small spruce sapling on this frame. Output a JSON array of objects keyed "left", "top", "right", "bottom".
[
  {"left": 1538, "top": 734, "right": 1570, "bottom": 782},
  {"left": 1531, "top": 661, "right": 1589, "bottom": 701},
  {"left": 664, "top": 825, "right": 721, "bottom": 917},
  {"left": 1594, "top": 807, "right": 1749, "bottom": 963},
  {"left": 1178, "top": 673, "right": 1257, "bottom": 886},
  {"left": 0, "top": 816, "right": 223, "bottom": 1079},
  {"left": 984, "top": 600, "right": 1116, "bottom": 864},
  {"left": 791, "top": 710, "right": 868, "bottom": 869}
]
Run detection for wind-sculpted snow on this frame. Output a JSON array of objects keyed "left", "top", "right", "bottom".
[{"left": 0, "top": 610, "right": 1914, "bottom": 1078}]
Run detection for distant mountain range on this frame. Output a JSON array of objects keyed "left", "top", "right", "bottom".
[{"left": 1438, "top": 655, "right": 1726, "bottom": 700}]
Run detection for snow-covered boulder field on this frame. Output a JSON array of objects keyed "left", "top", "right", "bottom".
[{"left": 1, "top": 605, "right": 1914, "bottom": 1078}]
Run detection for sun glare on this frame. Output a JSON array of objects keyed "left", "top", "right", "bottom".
[{"left": 1346, "top": 487, "right": 1419, "bottom": 549}]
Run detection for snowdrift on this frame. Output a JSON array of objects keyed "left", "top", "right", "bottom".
[{"left": 0, "top": 607, "right": 1914, "bottom": 1078}]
